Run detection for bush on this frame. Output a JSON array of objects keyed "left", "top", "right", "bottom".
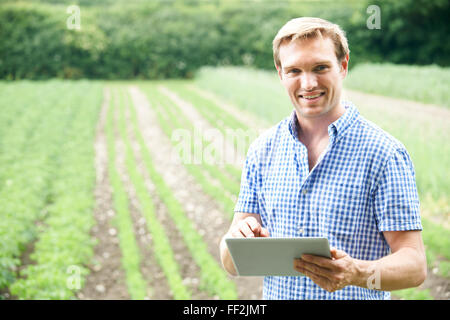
[{"left": 0, "top": 0, "right": 448, "bottom": 80}]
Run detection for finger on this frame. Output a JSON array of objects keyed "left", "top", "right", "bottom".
[
  {"left": 301, "top": 254, "right": 334, "bottom": 270},
  {"left": 260, "top": 227, "right": 270, "bottom": 237},
  {"left": 330, "top": 248, "right": 346, "bottom": 260},
  {"left": 238, "top": 220, "right": 255, "bottom": 238},
  {"left": 296, "top": 259, "right": 336, "bottom": 281},
  {"left": 297, "top": 266, "right": 331, "bottom": 291},
  {"left": 230, "top": 229, "right": 245, "bottom": 238},
  {"left": 245, "top": 217, "right": 261, "bottom": 236}
]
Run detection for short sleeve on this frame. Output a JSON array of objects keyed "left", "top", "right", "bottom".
[
  {"left": 234, "top": 142, "right": 260, "bottom": 214},
  {"left": 373, "top": 147, "right": 422, "bottom": 232}
]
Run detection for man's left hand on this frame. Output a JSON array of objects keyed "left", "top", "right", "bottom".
[{"left": 293, "top": 248, "right": 359, "bottom": 292}]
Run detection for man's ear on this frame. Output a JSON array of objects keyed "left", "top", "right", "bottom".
[
  {"left": 340, "top": 54, "right": 350, "bottom": 78},
  {"left": 275, "top": 61, "right": 283, "bottom": 80}
]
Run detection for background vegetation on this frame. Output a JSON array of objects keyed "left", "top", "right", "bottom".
[{"left": 1, "top": 0, "right": 449, "bottom": 80}]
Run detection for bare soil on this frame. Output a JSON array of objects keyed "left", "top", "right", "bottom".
[{"left": 79, "top": 88, "right": 129, "bottom": 300}]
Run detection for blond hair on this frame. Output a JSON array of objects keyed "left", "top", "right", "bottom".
[{"left": 273, "top": 17, "right": 350, "bottom": 69}]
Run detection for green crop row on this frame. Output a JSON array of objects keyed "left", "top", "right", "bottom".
[
  {"left": 0, "top": 82, "right": 89, "bottom": 292},
  {"left": 0, "top": 82, "right": 40, "bottom": 158},
  {"left": 156, "top": 83, "right": 242, "bottom": 189},
  {"left": 421, "top": 218, "right": 450, "bottom": 278},
  {"left": 126, "top": 86, "right": 237, "bottom": 299},
  {"left": 9, "top": 82, "right": 102, "bottom": 299},
  {"left": 115, "top": 86, "right": 191, "bottom": 299},
  {"left": 194, "top": 66, "right": 292, "bottom": 124},
  {"left": 345, "top": 63, "right": 450, "bottom": 109},
  {"left": 163, "top": 81, "right": 249, "bottom": 183},
  {"left": 105, "top": 88, "right": 148, "bottom": 300},
  {"left": 139, "top": 84, "right": 238, "bottom": 218},
  {"left": 165, "top": 81, "right": 248, "bottom": 134},
  {"left": 392, "top": 287, "right": 434, "bottom": 300}
]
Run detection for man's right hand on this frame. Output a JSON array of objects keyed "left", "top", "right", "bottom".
[
  {"left": 228, "top": 216, "right": 270, "bottom": 238},
  {"left": 221, "top": 213, "right": 270, "bottom": 275}
]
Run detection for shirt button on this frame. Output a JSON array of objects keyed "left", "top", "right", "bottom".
[
  {"left": 298, "top": 227, "right": 304, "bottom": 234},
  {"left": 302, "top": 189, "right": 308, "bottom": 195}
]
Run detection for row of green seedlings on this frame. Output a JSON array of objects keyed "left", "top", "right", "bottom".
[
  {"left": 125, "top": 86, "right": 237, "bottom": 299},
  {"left": 386, "top": 216, "right": 448, "bottom": 299},
  {"left": 0, "top": 82, "right": 35, "bottom": 155},
  {"left": 422, "top": 218, "right": 450, "bottom": 277},
  {"left": 115, "top": 87, "right": 191, "bottom": 299},
  {"left": 162, "top": 83, "right": 242, "bottom": 196},
  {"left": 10, "top": 82, "right": 103, "bottom": 299},
  {"left": 105, "top": 88, "right": 148, "bottom": 299},
  {"left": 163, "top": 81, "right": 249, "bottom": 180},
  {"left": 155, "top": 85, "right": 239, "bottom": 208},
  {"left": 0, "top": 82, "right": 86, "bottom": 293},
  {"left": 140, "top": 84, "right": 239, "bottom": 219}
]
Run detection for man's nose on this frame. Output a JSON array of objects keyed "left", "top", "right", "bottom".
[{"left": 300, "top": 73, "right": 318, "bottom": 91}]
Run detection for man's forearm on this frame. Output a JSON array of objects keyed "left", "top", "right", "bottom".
[
  {"left": 353, "top": 247, "right": 427, "bottom": 291},
  {"left": 220, "top": 235, "right": 238, "bottom": 276}
]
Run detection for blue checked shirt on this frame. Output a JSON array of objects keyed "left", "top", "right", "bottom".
[{"left": 234, "top": 101, "right": 422, "bottom": 300}]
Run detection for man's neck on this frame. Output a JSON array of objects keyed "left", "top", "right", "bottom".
[{"left": 295, "top": 102, "right": 346, "bottom": 145}]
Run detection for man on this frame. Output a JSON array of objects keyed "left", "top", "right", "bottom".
[{"left": 219, "top": 17, "right": 427, "bottom": 299}]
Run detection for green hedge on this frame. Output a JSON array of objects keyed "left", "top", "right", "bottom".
[{"left": 0, "top": 0, "right": 448, "bottom": 80}]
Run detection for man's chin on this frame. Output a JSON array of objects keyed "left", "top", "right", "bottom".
[{"left": 295, "top": 106, "right": 328, "bottom": 119}]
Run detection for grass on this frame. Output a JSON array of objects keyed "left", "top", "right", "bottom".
[
  {"left": 421, "top": 218, "right": 450, "bottom": 278},
  {"left": 195, "top": 66, "right": 292, "bottom": 124},
  {"left": 393, "top": 287, "right": 434, "bottom": 300},
  {"left": 345, "top": 63, "right": 450, "bottom": 108}
]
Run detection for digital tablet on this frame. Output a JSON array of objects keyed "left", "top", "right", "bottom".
[{"left": 225, "top": 237, "right": 331, "bottom": 276}]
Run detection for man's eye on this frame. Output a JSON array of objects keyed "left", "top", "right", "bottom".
[
  {"left": 315, "top": 65, "right": 328, "bottom": 71},
  {"left": 289, "top": 69, "right": 300, "bottom": 74}
]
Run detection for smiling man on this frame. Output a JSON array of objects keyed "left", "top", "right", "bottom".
[{"left": 220, "top": 17, "right": 427, "bottom": 299}]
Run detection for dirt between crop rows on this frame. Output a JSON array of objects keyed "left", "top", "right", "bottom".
[{"left": 79, "top": 88, "right": 129, "bottom": 300}]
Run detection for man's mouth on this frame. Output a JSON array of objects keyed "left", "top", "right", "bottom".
[{"left": 299, "top": 92, "right": 325, "bottom": 100}]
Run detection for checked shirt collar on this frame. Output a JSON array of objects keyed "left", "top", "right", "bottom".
[{"left": 287, "top": 100, "right": 360, "bottom": 146}]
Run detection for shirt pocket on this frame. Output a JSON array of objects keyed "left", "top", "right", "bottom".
[
  {"left": 317, "top": 183, "right": 366, "bottom": 244},
  {"left": 260, "top": 177, "right": 300, "bottom": 237}
]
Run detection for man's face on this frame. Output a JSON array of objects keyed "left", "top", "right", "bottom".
[{"left": 277, "top": 36, "right": 349, "bottom": 119}]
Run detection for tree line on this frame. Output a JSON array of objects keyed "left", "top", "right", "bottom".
[{"left": 0, "top": 0, "right": 448, "bottom": 80}]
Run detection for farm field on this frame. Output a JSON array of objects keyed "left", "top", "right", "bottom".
[{"left": 0, "top": 66, "right": 449, "bottom": 300}]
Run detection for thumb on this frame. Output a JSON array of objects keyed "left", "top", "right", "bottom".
[
  {"left": 330, "top": 247, "right": 346, "bottom": 260},
  {"left": 260, "top": 227, "right": 270, "bottom": 237}
]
